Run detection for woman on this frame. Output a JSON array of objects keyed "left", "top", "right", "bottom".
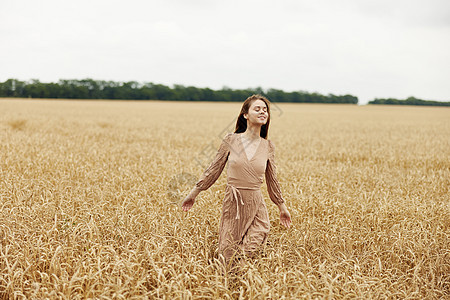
[{"left": 181, "top": 94, "right": 291, "bottom": 268}]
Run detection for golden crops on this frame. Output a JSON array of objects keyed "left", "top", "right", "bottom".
[{"left": 0, "top": 99, "right": 449, "bottom": 299}]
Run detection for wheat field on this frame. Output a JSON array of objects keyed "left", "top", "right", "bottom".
[{"left": 0, "top": 98, "right": 448, "bottom": 299}]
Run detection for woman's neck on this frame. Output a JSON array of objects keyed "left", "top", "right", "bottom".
[{"left": 243, "top": 124, "right": 261, "bottom": 140}]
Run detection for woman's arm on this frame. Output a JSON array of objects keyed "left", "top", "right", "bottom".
[
  {"left": 265, "top": 140, "right": 291, "bottom": 228},
  {"left": 181, "top": 133, "right": 232, "bottom": 211}
]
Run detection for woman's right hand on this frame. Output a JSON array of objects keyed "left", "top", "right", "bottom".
[
  {"left": 181, "top": 187, "right": 200, "bottom": 211},
  {"left": 181, "top": 195, "right": 195, "bottom": 211}
]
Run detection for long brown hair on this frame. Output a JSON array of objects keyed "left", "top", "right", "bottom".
[{"left": 234, "top": 94, "right": 271, "bottom": 139}]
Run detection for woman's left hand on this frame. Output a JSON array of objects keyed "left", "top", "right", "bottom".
[{"left": 278, "top": 203, "right": 291, "bottom": 228}]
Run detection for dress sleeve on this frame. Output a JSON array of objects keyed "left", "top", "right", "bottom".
[
  {"left": 265, "top": 140, "right": 285, "bottom": 205},
  {"left": 195, "top": 133, "right": 232, "bottom": 191}
]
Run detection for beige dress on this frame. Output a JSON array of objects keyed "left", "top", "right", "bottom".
[{"left": 195, "top": 133, "right": 285, "bottom": 264}]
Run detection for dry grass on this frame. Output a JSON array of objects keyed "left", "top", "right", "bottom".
[
  {"left": 7, "top": 119, "right": 27, "bottom": 130},
  {"left": 0, "top": 98, "right": 448, "bottom": 299}
]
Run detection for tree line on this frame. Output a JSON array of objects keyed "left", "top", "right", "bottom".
[
  {"left": 368, "top": 97, "right": 450, "bottom": 107},
  {"left": 0, "top": 79, "right": 358, "bottom": 104}
]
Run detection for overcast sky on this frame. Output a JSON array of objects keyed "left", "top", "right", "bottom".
[{"left": 1, "top": 0, "right": 449, "bottom": 104}]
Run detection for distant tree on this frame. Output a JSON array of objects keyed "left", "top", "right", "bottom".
[
  {"left": 1, "top": 79, "right": 25, "bottom": 97},
  {"left": 0, "top": 78, "right": 362, "bottom": 104},
  {"left": 369, "top": 97, "right": 449, "bottom": 107}
]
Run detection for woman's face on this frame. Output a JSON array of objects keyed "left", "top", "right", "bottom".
[{"left": 244, "top": 99, "right": 268, "bottom": 126}]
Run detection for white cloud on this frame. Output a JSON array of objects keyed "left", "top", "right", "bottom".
[{"left": 0, "top": 0, "right": 449, "bottom": 103}]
